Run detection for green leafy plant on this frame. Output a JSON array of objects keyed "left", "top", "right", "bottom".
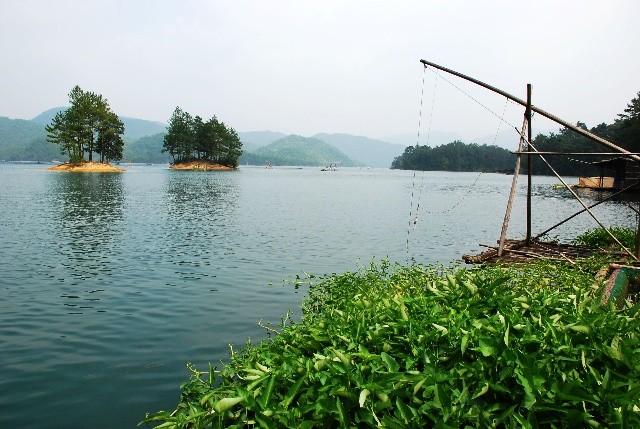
[
  {"left": 142, "top": 257, "right": 640, "bottom": 428},
  {"left": 572, "top": 227, "right": 636, "bottom": 252}
]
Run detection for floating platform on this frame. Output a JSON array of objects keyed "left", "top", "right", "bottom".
[{"left": 462, "top": 239, "right": 608, "bottom": 264}]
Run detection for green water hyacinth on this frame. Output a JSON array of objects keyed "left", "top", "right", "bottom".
[
  {"left": 572, "top": 227, "right": 636, "bottom": 252},
  {"left": 142, "top": 259, "right": 640, "bottom": 428}
]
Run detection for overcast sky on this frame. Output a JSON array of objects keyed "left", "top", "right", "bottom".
[{"left": 1, "top": 0, "right": 638, "bottom": 142}]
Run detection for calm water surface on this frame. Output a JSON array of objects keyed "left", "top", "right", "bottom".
[{"left": 0, "top": 163, "right": 634, "bottom": 428}]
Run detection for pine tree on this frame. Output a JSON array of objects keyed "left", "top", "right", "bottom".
[
  {"left": 163, "top": 107, "right": 243, "bottom": 167},
  {"left": 45, "top": 86, "right": 125, "bottom": 163},
  {"left": 616, "top": 91, "right": 640, "bottom": 153}
]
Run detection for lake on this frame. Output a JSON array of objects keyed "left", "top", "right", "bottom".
[{"left": 0, "top": 163, "right": 634, "bottom": 428}]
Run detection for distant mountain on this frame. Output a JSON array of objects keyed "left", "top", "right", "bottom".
[
  {"left": 0, "top": 116, "right": 52, "bottom": 160},
  {"left": 381, "top": 131, "right": 461, "bottom": 147},
  {"left": 0, "top": 116, "right": 46, "bottom": 145},
  {"left": 123, "top": 132, "right": 171, "bottom": 163},
  {"left": 31, "top": 107, "right": 67, "bottom": 125},
  {"left": 9, "top": 108, "right": 542, "bottom": 165},
  {"left": 251, "top": 135, "right": 362, "bottom": 167},
  {"left": 121, "top": 118, "right": 166, "bottom": 140},
  {"left": 238, "top": 131, "right": 287, "bottom": 148},
  {"left": 312, "top": 133, "right": 405, "bottom": 168},
  {"left": 32, "top": 107, "right": 167, "bottom": 140}
]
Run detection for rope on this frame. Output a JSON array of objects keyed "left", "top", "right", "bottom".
[
  {"left": 425, "top": 71, "right": 439, "bottom": 147},
  {"left": 491, "top": 98, "right": 509, "bottom": 146},
  {"left": 407, "top": 66, "right": 429, "bottom": 263},
  {"left": 424, "top": 65, "right": 519, "bottom": 133},
  {"left": 407, "top": 171, "right": 417, "bottom": 263},
  {"left": 406, "top": 65, "right": 508, "bottom": 261},
  {"left": 423, "top": 172, "right": 484, "bottom": 215},
  {"left": 415, "top": 66, "right": 426, "bottom": 146}
]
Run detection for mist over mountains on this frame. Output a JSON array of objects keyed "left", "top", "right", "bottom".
[{"left": 0, "top": 107, "right": 535, "bottom": 166}]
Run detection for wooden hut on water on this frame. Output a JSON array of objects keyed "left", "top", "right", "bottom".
[{"left": 578, "top": 157, "right": 640, "bottom": 191}]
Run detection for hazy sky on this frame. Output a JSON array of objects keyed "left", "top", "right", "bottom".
[{"left": 1, "top": 0, "right": 638, "bottom": 141}]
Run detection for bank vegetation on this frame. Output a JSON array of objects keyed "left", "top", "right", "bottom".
[{"left": 142, "top": 229, "right": 640, "bottom": 428}]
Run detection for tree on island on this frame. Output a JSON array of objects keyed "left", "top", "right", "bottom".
[
  {"left": 526, "top": 90, "right": 640, "bottom": 177},
  {"left": 162, "top": 106, "right": 243, "bottom": 167},
  {"left": 615, "top": 91, "right": 640, "bottom": 153},
  {"left": 46, "top": 86, "right": 125, "bottom": 164},
  {"left": 391, "top": 140, "right": 514, "bottom": 172}
]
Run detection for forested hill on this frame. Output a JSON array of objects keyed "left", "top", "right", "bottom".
[
  {"left": 521, "top": 91, "right": 638, "bottom": 177},
  {"left": 391, "top": 141, "right": 514, "bottom": 172},
  {"left": 246, "top": 135, "right": 363, "bottom": 167},
  {"left": 0, "top": 116, "right": 55, "bottom": 160}
]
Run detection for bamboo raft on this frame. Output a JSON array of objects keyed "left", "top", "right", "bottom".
[{"left": 462, "top": 239, "right": 616, "bottom": 265}]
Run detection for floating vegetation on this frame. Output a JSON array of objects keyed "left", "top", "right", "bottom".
[
  {"left": 142, "top": 255, "right": 640, "bottom": 428},
  {"left": 572, "top": 227, "right": 636, "bottom": 253}
]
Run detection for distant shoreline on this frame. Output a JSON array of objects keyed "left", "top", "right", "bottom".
[{"left": 47, "top": 161, "right": 125, "bottom": 172}]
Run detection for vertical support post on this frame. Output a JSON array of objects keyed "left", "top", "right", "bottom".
[
  {"left": 526, "top": 84, "right": 532, "bottom": 244},
  {"left": 498, "top": 120, "right": 528, "bottom": 256},
  {"left": 636, "top": 204, "right": 640, "bottom": 260}
]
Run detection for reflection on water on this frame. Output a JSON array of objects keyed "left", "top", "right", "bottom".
[
  {"left": 165, "top": 172, "right": 238, "bottom": 222},
  {"left": 162, "top": 172, "right": 239, "bottom": 285},
  {"left": 50, "top": 173, "right": 124, "bottom": 312}
]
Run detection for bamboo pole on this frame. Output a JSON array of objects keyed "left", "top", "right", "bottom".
[
  {"left": 419, "top": 59, "right": 640, "bottom": 163},
  {"left": 498, "top": 120, "right": 527, "bottom": 256},
  {"left": 526, "top": 84, "right": 532, "bottom": 244},
  {"left": 514, "top": 152, "right": 640, "bottom": 156},
  {"left": 630, "top": 204, "right": 640, "bottom": 260}
]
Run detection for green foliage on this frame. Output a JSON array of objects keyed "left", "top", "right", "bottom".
[
  {"left": 528, "top": 122, "right": 609, "bottom": 177},
  {"left": 391, "top": 140, "right": 514, "bottom": 172},
  {"left": 142, "top": 259, "right": 640, "bottom": 428},
  {"left": 45, "top": 86, "right": 125, "bottom": 163},
  {"left": 163, "top": 107, "right": 243, "bottom": 167},
  {"left": 573, "top": 227, "right": 636, "bottom": 252},
  {"left": 251, "top": 135, "right": 363, "bottom": 167},
  {"left": 615, "top": 91, "right": 640, "bottom": 154},
  {"left": 529, "top": 89, "right": 640, "bottom": 177}
]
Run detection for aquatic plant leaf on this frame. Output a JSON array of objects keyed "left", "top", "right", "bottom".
[
  {"left": 213, "top": 397, "right": 244, "bottom": 413},
  {"left": 380, "top": 352, "right": 400, "bottom": 373},
  {"left": 477, "top": 339, "right": 498, "bottom": 357}
]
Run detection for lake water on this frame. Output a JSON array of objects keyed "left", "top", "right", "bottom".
[{"left": 0, "top": 163, "right": 635, "bottom": 428}]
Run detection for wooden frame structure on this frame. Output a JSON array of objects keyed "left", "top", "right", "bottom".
[{"left": 418, "top": 59, "right": 640, "bottom": 263}]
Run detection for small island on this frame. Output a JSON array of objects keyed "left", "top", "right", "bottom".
[
  {"left": 45, "top": 86, "right": 125, "bottom": 172},
  {"left": 169, "top": 160, "right": 234, "bottom": 171},
  {"left": 48, "top": 161, "right": 124, "bottom": 172},
  {"left": 162, "top": 107, "right": 243, "bottom": 171}
]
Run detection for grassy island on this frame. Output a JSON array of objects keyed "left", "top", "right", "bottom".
[
  {"left": 48, "top": 161, "right": 124, "bottom": 172},
  {"left": 142, "top": 229, "right": 640, "bottom": 428}
]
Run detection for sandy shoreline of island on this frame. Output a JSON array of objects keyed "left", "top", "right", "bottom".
[{"left": 47, "top": 161, "right": 125, "bottom": 172}]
